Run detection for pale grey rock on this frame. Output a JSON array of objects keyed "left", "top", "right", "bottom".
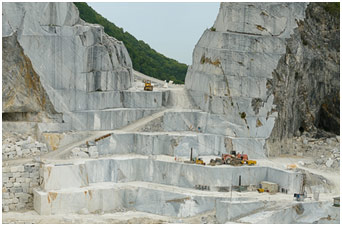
[
  {"left": 75, "top": 152, "right": 89, "bottom": 158},
  {"left": 2, "top": 2, "right": 139, "bottom": 131},
  {"left": 78, "top": 208, "right": 89, "bottom": 215},
  {"left": 88, "top": 146, "right": 98, "bottom": 158},
  {"left": 325, "top": 159, "right": 333, "bottom": 168},
  {"left": 298, "top": 161, "right": 305, "bottom": 166},
  {"left": 34, "top": 159, "right": 303, "bottom": 215},
  {"left": 216, "top": 200, "right": 266, "bottom": 223},
  {"left": 71, "top": 147, "right": 81, "bottom": 154},
  {"left": 40, "top": 158, "right": 302, "bottom": 194},
  {"left": 184, "top": 3, "right": 307, "bottom": 156},
  {"left": 214, "top": 3, "right": 307, "bottom": 37}
]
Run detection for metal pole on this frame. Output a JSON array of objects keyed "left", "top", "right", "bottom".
[
  {"left": 230, "top": 174, "right": 233, "bottom": 202},
  {"left": 190, "top": 147, "right": 193, "bottom": 161}
]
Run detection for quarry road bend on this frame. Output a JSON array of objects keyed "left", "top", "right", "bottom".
[{"left": 40, "top": 108, "right": 173, "bottom": 160}]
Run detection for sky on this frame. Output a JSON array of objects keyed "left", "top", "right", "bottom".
[{"left": 87, "top": 2, "right": 220, "bottom": 65}]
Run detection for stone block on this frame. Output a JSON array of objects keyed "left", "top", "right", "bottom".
[
  {"left": 2, "top": 167, "right": 10, "bottom": 173},
  {"left": 19, "top": 195, "right": 29, "bottom": 203},
  {"left": 15, "top": 178, "right": 25, "bottom": 183},
  {"left": 9, "top": 204, "right": 16, "bottom": 210},
  {"left": 260, "top": 181, "right": 279, "bottom": 193},
  {"left": 31, "top": 148, "right": 39, "bottom": 154},
  {"left": 3, "top": 193, "right": 10, "bottom": 199},
  {"left": 75, "top": 152, "right": 89, "bottom": 158},
  {"left": 29, "top": 172, "right": 39, "bottom": 178},
  {"left": 21, "top": 172, "right": 30, "bottom": 178},
  {"left": 89, "top": 152, "right": 98, "bottom": 158},
  {"left": 22, "top": 149, "right": 30, "bottom": 155},
  {"left": 9, "top": 178, "right": 15, "bottom": 183},
  {"left": 10, "top": 166, "right": 18, "bottom": 173},
  {"left": 16, "top": 203, "right": 26, "bottom": 210},
  {"left": 2, "top": 199, "right": 11, "bottom": 205},
  {"left": 11, "top": 187, "right": 23, "bottom": 193}
]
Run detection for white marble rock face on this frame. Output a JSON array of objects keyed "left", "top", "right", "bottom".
[
  {"left": 184, "top": 2, "right": 308, "bottom": 156},
  {"left": 2, "top": 2, "right": 134, "bottom": 130}
]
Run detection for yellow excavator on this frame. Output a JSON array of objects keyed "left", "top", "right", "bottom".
[{"left": 144, "top": 80, "right": 153, "bottom": 91}]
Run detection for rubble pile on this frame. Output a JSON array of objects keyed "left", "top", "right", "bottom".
[
  {"left": 291, "top": 134, "right": 340, "bottom": 170},
  {"left": 2, "top": 133, "right": 48, "bottom": 160},
  {"left": 69, "top": 144, "right": 99, "bottom": 159}
]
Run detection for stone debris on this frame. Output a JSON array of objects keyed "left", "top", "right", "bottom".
[
  {"left": 69, "top": 144, "right": 99, "bottom": 159},
  {"left": 289, "top": 134, "right": 340, "bottom": 170},
  {"left": 2, "top": 132, "right": 48, "bottom": 160}
]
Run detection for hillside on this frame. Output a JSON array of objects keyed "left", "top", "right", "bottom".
[{"left": 74, "top": 2, "right": 188, "bottom": 84}]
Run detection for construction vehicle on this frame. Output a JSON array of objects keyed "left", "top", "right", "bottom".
[
  {"left": 195, "top": 157, "right": 205, "bottom": 165},
  {"left": 209, "top": 151, "right": 257, "bottom": 167},
  {"left": 144, "top": 80, "right": 153, "bottom": 91},
  {"left": 294, "top": 193, "right": 305, "bottom": 201},
  {"left": 243, "top": 160, "right": 257, "bottom": 166},
  {"left": 184, "top": 148, "right": 205, "bottom": 165},
  {"left": 222, "top": 152, "right": 244, "bottom": 166},
  {"left": 257, "top": 188, "right": 265, "bottom": 193}
]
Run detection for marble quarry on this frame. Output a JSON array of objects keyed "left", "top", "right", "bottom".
[{"left": 2, "top": 2, "right": 339, "bottom": 224}]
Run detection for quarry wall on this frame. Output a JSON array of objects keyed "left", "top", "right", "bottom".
[
  {"left": 184, "top": 3, "right": 308, "bottom": 157},
  {"left": 268, "top": 3, "right": 340, "bottom": 155},
  {"left": 2, "top": 2, "right": 133, "bottom": 130}
]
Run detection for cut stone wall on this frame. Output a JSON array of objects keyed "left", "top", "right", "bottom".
[{"left": 2, "top": 163, "right": 40, "bottom": 212}]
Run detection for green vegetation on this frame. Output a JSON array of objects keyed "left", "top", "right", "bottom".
[
  {"left": 321, "top": 2, "right": 340, "bottom": 17},
  {"left": 210, "top": 26, "right": 216, "bottom": 31},
  {"left": 74, "top": 2, "right": 188, "bottom": 84}
]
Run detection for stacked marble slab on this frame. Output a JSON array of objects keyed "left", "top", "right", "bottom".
[
  {"left": 184, "top": 3, "right": 308, "bottom": 157},
  {"left": 34, "top": 158, "right": 303, "bottom": 215},
  {"left": 2, "top": 2, "right": 167, "bottom": 131}
]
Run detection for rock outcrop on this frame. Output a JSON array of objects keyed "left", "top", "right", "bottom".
[
  {"left": 185, "top": 3, "right": 308, "bottom": 157},
  {"left": 268, "top": 3, "right": 340, "bottom": 155},
  {"left": 2, "top": 34, "right": 61, "bottom": 122},
  {"left": 3, "top": 2, "right": 133, "bottom": 129}
]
